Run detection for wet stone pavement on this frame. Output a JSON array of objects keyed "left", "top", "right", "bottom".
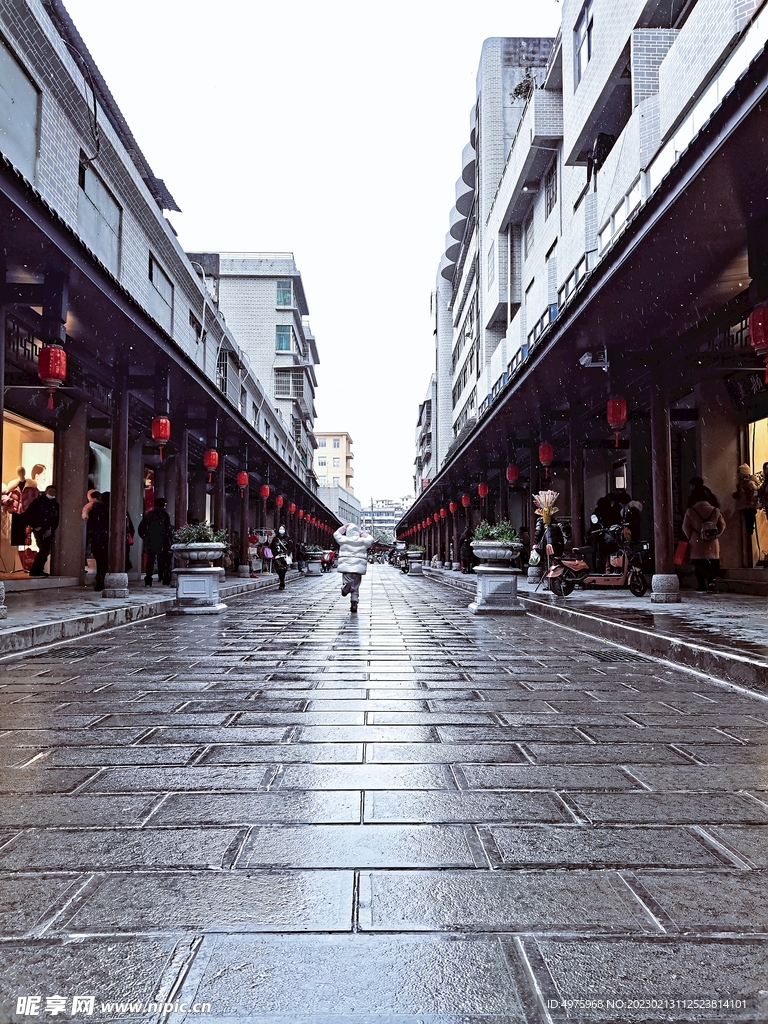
[{"left": 0, "top": 566, "right": 765, "bottom": 1023}]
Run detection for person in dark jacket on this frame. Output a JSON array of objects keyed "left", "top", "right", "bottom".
[
  {"left": 86, "top": 491, "right": 109, "bottom": 591},
  {"left": 26, "top": 486, "right": 60, "bottom": 577},
  {"left": 532, "top": 489, "right": 565, "bottom": 569},
  {"left": 138, "top": 497, "right": 173, "bottom": 586},
  {"left": 459, "top": 526, "right": 473, "bottom": 573},
  {"left": 271, "top": 525, "right": 294, "bottom": 591}
]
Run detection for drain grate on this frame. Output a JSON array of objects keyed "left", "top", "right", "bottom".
[
  {"left": 31, "top": 645, "right": 112, "bottom": 660},
  {"left": 578, "top": 647, "right": 652, "bottom": 664}
]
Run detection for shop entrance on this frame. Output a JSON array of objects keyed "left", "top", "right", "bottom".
[
  {"left": 748, "top": 417, "right": 768, "bottom": 564},
  {"left": 0, "top": 411, "right": 55, "bottom": 575}
]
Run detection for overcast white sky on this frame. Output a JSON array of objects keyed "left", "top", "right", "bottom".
[{"left": 64, "top": 0, "right": 561, "bottom": 503}]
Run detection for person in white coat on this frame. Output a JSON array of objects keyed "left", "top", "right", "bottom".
[{"left": 333, "top": 522, "right": 374, "bottom": 613}]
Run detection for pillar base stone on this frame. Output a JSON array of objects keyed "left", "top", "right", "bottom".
[
  {"left": 527, "top": 566, "right": 544, "bottom": 587},
  {"left": 102, "top": 573, "right": 129, "bottom": 599},
  {"left": 237, "top": 564, "right": 251, "bottom": 578},
  {"left": 469, "top": 566, "right": 525, "bottom": 615},
  {"left": 0, "top": 581, "right": 7, "bottom": 618},
  {"left": 650, "top": 573, "right": 682, "bottom": 603},
  {"left": 170, "top": 567, "right": 227, "bottom": 615}
]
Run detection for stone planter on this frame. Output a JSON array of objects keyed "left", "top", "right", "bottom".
[
  {"left": 469, "top": 566, "right": 525, "bottom": 616},
  {"left": 171, "top": 542, "right": 226, "bottom": 566},
  {"left": 306, "top": 554, "right": 323, "bottom": 576},
  {"left": 170, "top": 566, "right": 226, "bottom": 614},
  {"left": 407, "top": 550, "right": 424, "bottom": 576},
  {"left": 470, "top": 540, "right": 523, "bottom": 565}
]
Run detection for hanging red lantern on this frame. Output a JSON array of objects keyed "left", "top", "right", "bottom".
[
  {"left": 237, "top": 470, "right": 249, "bottom": 494},
  {"left": 203, "top": 449, "right": 219, "bottom": 483},
  {"left": 449, "top": 500, "right": 457, "bottom": 514},
  {"left": 607, "top": 397, "right": 628, "bottom": 447},
  {"left": 37, "top": 345, "right": 67, "bottom": 409},
  {"left": 276, "top": 495, "right": 284, "bottom": 508},
  {"left": 298, "top": 509, "right": 304, "bottom": 519},
  {"left": 151, "top": 416, "right": 171, "bottom": 460},
  {"left": 440, "top": 508, "right": 447, "bottom": 518},
  {"left": 478, "top": 482, "right": 489, "bottom": 498},
  {"left": 289, "top": 502, "right": 296, "bottom": 515},
  {"left": 461, "top": 493, "right": 471, "bottom": 507},
  {"left": 539, "top": 442, "right": 555, "bottom": 479},
  {"left": 260, "top": 484, "right": 270, "bottom": 500},
  {"left": 506, "top": 464, "right": 519, "bottom": 485},
  {"left": 750, "top": 304, "right": 768, "bottom": 381}
]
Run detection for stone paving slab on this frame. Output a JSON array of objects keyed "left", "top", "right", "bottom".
[{"left": 0, "top": 566, "right": 764, "bottom": 1021}]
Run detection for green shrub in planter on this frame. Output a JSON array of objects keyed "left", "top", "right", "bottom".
[
  {"left": 472, "top": 519, "right": 519, "bottom": 543},
  {"left": 173, "top": 522, "right": 227, "bottom": 545}
]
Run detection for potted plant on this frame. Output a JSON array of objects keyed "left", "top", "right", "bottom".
[
  {"left": 406, "top": 544, "right": 425, "bottom": 575},
  {"left": 171, "top": 523, "right": 228, "bottom": 565},
  {"left": 305, "top": 544, "right": 325, "bottom": 576},
  {"left": 470, "top": 519, "right": 523, "bottom": 564}
]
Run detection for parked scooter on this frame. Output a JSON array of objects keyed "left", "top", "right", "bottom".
[
  {"left": 545, "top": 519, "right": 649, "bottom": 597},
  {"left": 397, "top": 550, "right": 410, "bottom": 574}
]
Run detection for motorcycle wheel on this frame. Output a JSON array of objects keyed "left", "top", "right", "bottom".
[
  {"left": 548, "top": 576, "right": 565, "bottom": 597},
  {"left": 629, "top": 571, "right": 647, "bottom": 597}
]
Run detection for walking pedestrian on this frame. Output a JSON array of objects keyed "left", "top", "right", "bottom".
[
  {"left": 85, "top": 491, "right": 109, "bottom": 591},
  {"left": 333, "top": 522, "right": 374, "bottom": 613},
  {"left": 138, "top": 497, "right": 173, "bottom": 587},
  {"left": 25, "top": 485, "right": 60, "bottom": 577},
  {"left": 272, "top": 525, "right": 294, "bottom": 591},
  {"left": 459, "top": 525, "right": 473, "bottom": 573},
  {"left": 683, "top": 485, "right": 726, "bottom": 592}
]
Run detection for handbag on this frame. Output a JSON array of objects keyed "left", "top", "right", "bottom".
[
  {"left": 263, "top": 547, "right": 273, "bottom": 560},
  {"left": 673, "top": 540, "right": 690, "bottom": 566},
  {"left": 285, "top": 554, "right": 293, "bottom": 566}
]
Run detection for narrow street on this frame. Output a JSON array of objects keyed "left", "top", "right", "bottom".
[{"left": 0, "top": 567, "right": 766, "bottom": 1023}]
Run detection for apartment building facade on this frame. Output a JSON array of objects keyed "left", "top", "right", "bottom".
[
  {"left": 0, "top": 0, "right": 337, "bottom": 583},
  {"left": 403, "top": 0, "right": 768, "bottom": 597},
  {"left": 314, "top": 431, "right": 354, "bottom": 491},
  {"left": 361, "top": 498, "right": 413, "bottom": 542},
  {"left": 188, "top": 254, "right": 320, "bottom": 488}
]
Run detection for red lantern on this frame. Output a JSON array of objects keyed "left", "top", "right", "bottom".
[
  {"left": 478, "top": 482, "right": 489, "bottom": 498},
  {"left": 461, "top": 493, "right": 471, "bottom": 508},
  {"left": 607, "top": 397, "right": 628, "bottom": 447},
  {"left": 750, "top": 304, "right": 768, "bottom": 381},
  {"left": 506, "top": 464, "right": 519, "bottom": 485},
  {"left": 237, "top": 470, "right": 249, "bottom": 494},
  {"left": 539, "top": 442, "right": 555, "bottom": 479},
  {"left": 298, "top": 509, "right": 304, "bottom": 519},
  {"left": 260, "top": 484, "right": 270, "bottom": 500},
  {"left": 276, "top": 495, "right": 284, "bottom": 508},
  {"left": 289, "top": 502, "right": 296, "bottom": 515},
  {"left": 151, "top": 416, "right": 171, "bottom": 461},
  {"left": 203, "top": 449, "right": 219, "bottom": 483},
  {"left": 449, "top": 501, "right": 457, "bottom": 514},
  {"left": 37, "top": 345, "right": 67, "bottom": 409},
  {"left": 440, "top": 508, "right": 447, "bottom": 518}
]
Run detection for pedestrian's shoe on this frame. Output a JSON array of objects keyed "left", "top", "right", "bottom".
[
  {"left": 279, "top": 584, "right": 285, "bottom": 590},
  {"left": 341, "top": 581, "right": 352, "bottom": 596},
  {"left": 144, "top": 577, "right": 153, "bottom": 587},
  {"left": 29, "top": 571, "right": 49, "bottom": 578},
  {"left": 350, "top": 601, "right": 358, "bottom": 613}
]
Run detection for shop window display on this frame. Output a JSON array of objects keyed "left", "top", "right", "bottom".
[
  {"left": 747, "top": 418, "right": 768, "bottom": 565},
  {"left": 1, "top": 412, "right": 54, "bottom": 574}
]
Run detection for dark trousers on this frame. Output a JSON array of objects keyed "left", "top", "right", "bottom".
[
  {"left": 92, "top": 542, "right": 108, "bottom": 589},
  {"left": 145, "top": 550, "right": 172, "bottom": 584},
  {"left": 275, "top": 567, "right": 287, "bottom": 590},
  {"left": 30, "top": 532, "right": 52, "bottom": 575},
  {"left": 693, "top": 558, "right": 720, "bottom": 591}
]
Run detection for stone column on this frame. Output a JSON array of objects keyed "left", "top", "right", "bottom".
[
  {"left": 105, "top": 372, "right": 129, "bottom": 598},
  {"left": 214, "top": 456, "right": 227, "bottom": 533},
  {"left": 52, "top": 402, "right": 88, "bottom": 579},
  {"left": 650, "top": 383, "right": 681, "bottom": 602},
  {"left": 569, "top": 421, "right": 585, "bottom": 548},
  {"left": 174, "top": 427, "right": 189, "bottom": 531},
  {"left": 239, "top": 472, "right": 250, "bottom": 576},
  {"left": 452, "top": 509, "right": 460, "bottom": 569}
]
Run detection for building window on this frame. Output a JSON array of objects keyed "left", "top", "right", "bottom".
[
  {"left": 487, "top": 240, "right": 495, "bottom": 288},
  {"left": 318, "top": 456, "right": 327, "bottom": 467},
  {"left": 575, "top": 0, "right": 593, "bottom": 85},
  {"left": 333, "top": 457, "right": 340, "bottom": 468},
  {"left": 545, "top": 160, "right": 557, "bottom": 218},
  {"left": 333, "top": 476, "right": 340, "bottom": 486},
  {"left": 277, "top": 279, "right": 292, "bottom": 306},
  {"left": 78, "top": 160, "right": 121, "bottom": 275},
  {"left": 216, "top": 350, "right": 228, "bottom": 393},
  {"left": 240, "top": 387, "right": 247, "bottom": 414},
  {"left": 274, "top": 370, "right": 291, "bottom": 397},
  {"left": 524, "top": 208, "right": 534, "bottom": 258},
  {"left": 276, "top": 325, "right": 292, "bottom": 351},
  {"left": 333, "top": 438, "right": 340, "bottom": 449},
  {"left": 148, "top": 255, "right": 173, "bottom": 330},
  {"left": 318, "top": 437, "right": 326, "bottom": 448}
]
